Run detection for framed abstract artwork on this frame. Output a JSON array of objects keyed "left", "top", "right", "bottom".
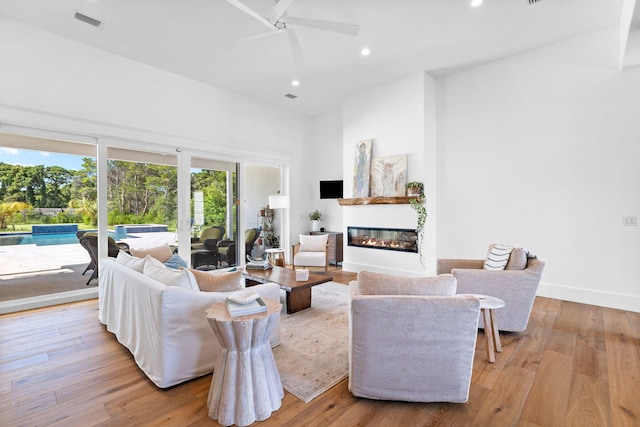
[
  {"left": 352, "top": 139, "right": 372, "bottom": 197},
  {"left": 369, "top": 155, "right": 407, "bottom": 197}
]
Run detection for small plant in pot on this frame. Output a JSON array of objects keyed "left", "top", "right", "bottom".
[
  {"left": 308, "top": 209, "right": 323, "bottom": 232},
  {"left": 405, "top": 181, "right": 424, "bottom": 197},
  {"left": 263, "top": 232, "right": 279, "bottom": 249}
]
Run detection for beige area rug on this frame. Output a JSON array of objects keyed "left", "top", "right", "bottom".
[{"left": 273, "top": 281, "right": 350, "bottom": 403}]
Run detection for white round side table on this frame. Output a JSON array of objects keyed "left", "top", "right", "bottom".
[
  {"left": 460, "top": 294, "right": 505, "bottom": 363},
  {"left": 265, "top": 248, "right": 285, "bottom": 267},
  {"left": 205, "top": 298, "right": 283, "bottom": 426}
]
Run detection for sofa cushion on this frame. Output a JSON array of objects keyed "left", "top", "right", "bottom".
[
  {"left": 143, "top": 259, "right": 198, "bottom": 291},
  {"left": 357, "top": 271, "right": 456, "bottom": 296},
  {"left": 188, "top": 269, "right": 243, "bottom": 292},
  {"left": 130, "top": 243, "right": 173, "bottom": 262},
  {"left": 164, "top": 253, "right": 187, "bottom": 269},
  {"left": 116, "top": 250, "right": 147, "bottom": 272},
  {"left": 299, "top": 234, "right": 328, "bottom": 252},
  {"left": 293, "top": 251, "right": 326, "bottom": 267}
]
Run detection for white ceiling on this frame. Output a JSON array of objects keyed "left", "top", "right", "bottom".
[{"left": 0, "top": 0, "right": 629, "bottom": 117}]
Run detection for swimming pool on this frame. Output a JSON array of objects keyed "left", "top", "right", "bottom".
[{"left": 0, "top": 232, "right": 131, "bottom": 247}]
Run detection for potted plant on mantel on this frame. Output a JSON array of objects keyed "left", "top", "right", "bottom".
[
  {"left": 405, "top": 181, "right": 424, "bottom": 197},
  {"left": 308, "top": 209, "right": 323, "bottom": 232},
  {"left": 405, "top": 182, "right": 427, "bottom": 266}
]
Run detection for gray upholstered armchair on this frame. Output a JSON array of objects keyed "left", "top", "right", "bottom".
[
  {"left": 437, "top": 248, "right": 545, "bottom": 333},
  {"left": 348, "top": 271, "right": 481, "bottom": 403}
]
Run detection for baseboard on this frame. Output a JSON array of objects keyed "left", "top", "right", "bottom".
[
  {"left": 537, "top": 282, "right": 640, "bottom": 313},
  {"left": 0, "top": 288, "right": 99, "bottom": 314}
]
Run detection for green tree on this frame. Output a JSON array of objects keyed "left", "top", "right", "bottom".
[
  {"left": 0, "top": 201, "right": 30, "bottom": 230},
  {"left": 68, "top": 198, "right": 97, "bottom": 226},
  {"left": 0, "top": 162, "right": 18, "bottom": 201},
  {"left": 44, "top": 165, "right": 73, "bottom": 208},
  {"left": 8, "top": 165, "right": 45, "bottom": 206},
  {"left": 191, "top": 169, "right": 234, "bottom": 228},
  {"left": 72, "top": 157, "right": 97, "bottom": 201}
]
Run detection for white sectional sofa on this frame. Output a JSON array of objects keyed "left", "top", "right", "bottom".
[{"left": 98, "top": 258, "right": 281, "bottom": 388}]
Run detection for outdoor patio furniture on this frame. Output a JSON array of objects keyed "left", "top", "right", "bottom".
[
  {"left": 192, "top": 226, "right": 225, "bottom": 269},
  {"left": 78, "top": 233, "right": 121, "bottom": 285},
  {"left": 217, "top": 228, "right": 259, "bottom": 267}
]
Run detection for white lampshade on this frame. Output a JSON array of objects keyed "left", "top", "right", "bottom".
[{"left": 269, "top": 195, "right": 290, "bottom": 209}]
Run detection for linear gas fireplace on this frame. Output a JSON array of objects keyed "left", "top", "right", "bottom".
[{"left": 347, "top": 226, "right": 418, "bottom": 253}]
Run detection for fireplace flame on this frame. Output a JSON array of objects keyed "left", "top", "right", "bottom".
[{"left": 348, "top": 227, "right": 418, "bottom": 253}]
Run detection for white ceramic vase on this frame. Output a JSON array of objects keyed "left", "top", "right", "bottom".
[{"left": 310, "top": 220, "right": 320, "bottom": 231}]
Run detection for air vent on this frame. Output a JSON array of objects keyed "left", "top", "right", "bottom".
[
  {"left": 284, "top": 93, "right": 298, "bottom": 99},
  {"left": 74, "top": 11, "right": 103, "bottom": 27},
  {"left": 528, "top": 0, "right": 542, "bottom": 4}
]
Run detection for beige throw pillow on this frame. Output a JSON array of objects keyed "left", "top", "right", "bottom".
[
  {"left": 299, "top": 234, "right": 328, "bottom": 252},
  {"left": 357, "top": 271, "right": 456, "bottom": 296},
  {"left": 188, "top": 269, "right": 243, "bottom": 292},
  {"left": 130, "top": 243, "right": 173, "bottom": 262},
  {"left": 505, "top": 247, "right": 527, "bottom": 270}
]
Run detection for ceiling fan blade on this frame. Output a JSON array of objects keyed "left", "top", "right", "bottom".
[
  {"left": 269, "top": 0, "right": 296, "bottom": 25},
  {"left": 234, "top": 28, "right": 287, "bottom": 44},
  {"left": 287, "top": 27, "right": 305, "bottom": 65},
  {"left": 223, "top": 0, "right": 275, "bottom": 31},
  {"left": 281, "top": 16, "right": 360, "bottom": 36}
]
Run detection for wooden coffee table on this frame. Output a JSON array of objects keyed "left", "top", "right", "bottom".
[{"left": 243, "top": 266, "right": 332, "bottom": 314}]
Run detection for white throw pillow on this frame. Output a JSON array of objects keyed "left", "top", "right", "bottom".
[
  {"left": 299, "top": 234, "right": 328, "bottom": 252},
  {"left": 143, "top": 259, "right": 198, "bottom": 291},
  {"left": 116, "top": 251, "right": 146, "bottom": 272},
  {"left": 483, "top": 243, "right": 514, "bottom": 270}
]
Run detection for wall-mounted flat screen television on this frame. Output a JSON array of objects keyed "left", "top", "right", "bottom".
[{"left": 320, "top": 180, "right": 343, "bottom": 199}]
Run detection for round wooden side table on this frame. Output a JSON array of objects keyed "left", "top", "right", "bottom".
[
  {"left": 460, "top": 293, "right": 505, "bottom": 363},
  {"left": 205, "top": 298, "right": 283, "bottom": 427}
]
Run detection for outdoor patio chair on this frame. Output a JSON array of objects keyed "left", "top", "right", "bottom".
[
  {"left": 78, "top": 233, "right": 121, "bottom": 285},
  {"left": 217, "top": 228, "right": 259, "bottom": 267},
  {"left": 191, "top": 226, "right": 225, "bottom": 269}
]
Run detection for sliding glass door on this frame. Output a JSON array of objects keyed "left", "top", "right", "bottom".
[
  {"left": 104, "top": 146, "right": 178, "bottom": 256},
  {"left": 189, "top": 157, "right": 237, "bottom": 268}
]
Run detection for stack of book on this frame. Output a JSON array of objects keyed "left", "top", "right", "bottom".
[
  {"left": 246, "top": 260, "right": 271, "bottom": 270},
  {"left": 226, "top": 297, "right": 267, "bottom": 317}
]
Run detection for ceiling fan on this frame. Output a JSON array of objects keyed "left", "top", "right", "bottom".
[{"left": 223, "top": 0, "right": 361, "bottom": 64}]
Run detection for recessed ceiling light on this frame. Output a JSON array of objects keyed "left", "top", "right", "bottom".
[
  {"left": 471, "top": 0, "right": 483, "bottom": 7},
  {"left": 361, "top": 48, "right": 371, "bottom": 56},
  {"left": 291, "top": 80, "right": 300, "bottom": 86}
]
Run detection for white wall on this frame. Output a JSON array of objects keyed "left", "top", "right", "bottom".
[
  {"left": 438, "top": 27, "right": 640, "bottom": 312},
  {"left": 341, "top": 73, "right": 437, "bottom": 276},
  {"left": 310, "top": 110, "right": 344, "bottom": 234},
  {"left": 0, "top": 17, "right": 313, "bottom": 243}
]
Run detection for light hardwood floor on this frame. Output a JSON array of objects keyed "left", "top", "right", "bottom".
[{"left": 1, "top": 268, "right": 639, "bottom": 426}]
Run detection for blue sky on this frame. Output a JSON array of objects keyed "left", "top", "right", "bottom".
[{"left": 1, "top": 146, "right": 88, "bottom": 170}]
